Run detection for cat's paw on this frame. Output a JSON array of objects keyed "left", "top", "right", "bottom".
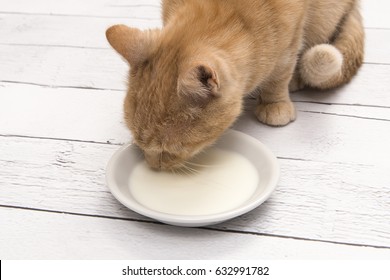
[{"left": 255, "top": 101, "right": 296, "bottom": 126}]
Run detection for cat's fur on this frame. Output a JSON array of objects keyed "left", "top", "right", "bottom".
[{"left": 106, "top": 0, "right": 364, "bottom": 170}]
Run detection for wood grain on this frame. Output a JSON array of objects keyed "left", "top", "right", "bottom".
[
  {"left": 2, "top": 207, "right": 389, "bottom": 259},
  {"left": 0, "top": 0, "right": 161, "bottom": 19},
  {"left": 0, "top": 83, "right": 130, "bottom": 144},
  {"left": 1, "top": 82, "right": 389, "bottom": 145},
  {"left": 1, "top": 82, "right": 390, "bottom": 166},
  {"left": 1, "top": 0, "right": 388, "bottom": 29},
  {"left": 0, "top": 136, "right": 389, "bottom": 247},
  {"left": 0, "top": 14, "right": 388, "bottom": 64},
  {"left": 0, "top": 43, "right": 389, "bottom": 103},
  {"left": 0, "top": 45, "right": 126, "bottom": 90},
  {"left": 1, "top": 0, "right": 389, "bottom": 259},
  {"left": 0, "top": 14, "right": 160, "bottom": 49}
]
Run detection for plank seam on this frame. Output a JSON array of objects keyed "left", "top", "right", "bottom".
[
  {"left": 0, "top": 134, "right": 124, "bottom": 146},
  {"left": 1, "top": 43, "right": 389, "bottom": 68},
  {"left": 0, "top": 80, "right": 123, "bottom": 92},
  {"left": 0, "top": 43, "right": 109, "bottom": 50},
  {"left": 2, "top": 81, "right": 390, "bottom": 111},
  {"left": 0, "top": 134, "right": 375, "bottom": 169},
  {"left": 1, "top": 204, "right": 389, "bottom": 250},
  {"left": 294, "top": 101, "right": 390, "bottom": 110},
  {"left": 364, "top": 62, "right": 390, "bottom": 66},
  {"left": 297, "top": 110, "right": 390, "bottom": 122},
  {"left": 0, "top": 11, "right": 160, "bottom": 20}
]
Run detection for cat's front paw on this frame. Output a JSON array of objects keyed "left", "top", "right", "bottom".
[{"left": 255, "top": 101, "right": 296, "bottom": 126}]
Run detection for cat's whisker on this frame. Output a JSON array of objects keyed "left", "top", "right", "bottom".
[
  {"left": 178, "top": 167, "right": 191, "bottom": 176},
  {"left": 176, "top": 164, "right": 190, "bottom": 176},
  {"left": 183, "top": 164, "right": 200, "bottom": 175},
  {"left": 171, "top": 168, "right": 178, "bottom": 176},
  {"left": 177, "top": 162, "right": 200, "bottom": 176},
  {"left": 185, "top": 161, "right": 218, "bottom": 168}
]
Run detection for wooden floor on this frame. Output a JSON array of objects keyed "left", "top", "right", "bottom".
[{"left": 1, "top": 0, "right": 390, "bottom": 259}]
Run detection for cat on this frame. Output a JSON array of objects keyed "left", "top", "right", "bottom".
[{"left": 106, "top": 0, "right": 364, "bottom": 170}]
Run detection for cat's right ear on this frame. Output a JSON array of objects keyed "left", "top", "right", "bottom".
[
  {"left": 106, "top": 25, "right": 153, "bottom": 67},
  {"left": 178, "top": 64, "right": 221, "bottom": 106}
]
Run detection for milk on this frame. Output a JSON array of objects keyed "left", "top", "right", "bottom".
[{"left": 129, "top": 148, "right": 259, "bottom": 216}]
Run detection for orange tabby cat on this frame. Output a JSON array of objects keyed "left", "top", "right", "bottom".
[{"left": 106, "top": 0, "right": 364, "bottom": 170}]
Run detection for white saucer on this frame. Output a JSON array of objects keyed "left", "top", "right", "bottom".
[{"left": 106, "top": 129, "right": 279, "bottom": 227}]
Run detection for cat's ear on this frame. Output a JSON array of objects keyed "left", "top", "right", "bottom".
[
  {"left": 106, "top": 25, "right": 154, "bottom": 67},
  {"left": 178, "top": 64, "right": 221, "bottom": 105}
]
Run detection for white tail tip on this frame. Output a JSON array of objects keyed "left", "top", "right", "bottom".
[{"left": 300, "top": 44, "right": 343, "bottom": 87}]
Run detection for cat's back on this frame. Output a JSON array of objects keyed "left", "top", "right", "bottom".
[
  {"left": 303, "top": 0, "right": 357, "bottom": 46},
  {"left": 163, "top": 0, "right": 306, "bottom": 25},
  {"left": 163, "top": 0, "right": 357, "bottom": 28},
  {"left": 163, "top": 0, "right": 308, "bottom": 42},
  {"left": 226, "top": 0, "right": 358, "bottom": 46}
]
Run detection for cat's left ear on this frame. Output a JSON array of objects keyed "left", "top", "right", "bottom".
[
  {"left": 106, "top": 25, "right": 156, "bottom": 67},
  {"left": 178, "top": 64, "right": 221, "bottom": 105}
]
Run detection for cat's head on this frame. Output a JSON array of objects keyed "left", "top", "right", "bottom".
[{"left": 106, "top": 25, "right": 242, "bottom": 170}]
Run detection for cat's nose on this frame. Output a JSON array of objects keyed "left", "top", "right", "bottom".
[{"left": 144, "top": 152, "right": 161, "bottom": 170}]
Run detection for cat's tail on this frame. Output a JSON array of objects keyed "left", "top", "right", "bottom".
[{"left": 299, "top": 4, "right": 364, "bottom": 89}]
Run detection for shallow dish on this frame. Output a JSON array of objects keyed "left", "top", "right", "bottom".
[{"left": 106, "top": 129, "right": 279, "bottom": 227}]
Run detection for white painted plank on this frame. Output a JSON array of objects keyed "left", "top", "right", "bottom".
[
  {"left": 365, "top": 28, "right": 390, "bottom": 64},
  {"left": 0, "top": 137, "right": 131, "bottom": 219},
  {"left": 0, "top": 0, "right": 389, "bottom": 254},
  {"left": 1, "top": 83, "right": 389, "bottom": 165},
  {"left": 1, "top": 207, "right": 389, "bottom": 259},
  {"left": 0, "top": 0, "right": 388, "bottom": 29},
  {"left": 0, "top": 0, "right": 161, "bottom": 19},
  {"left": 0, "top": 15, "right": 160, "bottom": 49},
  {"left": 291, "top": 64, "right": 390, "bottom": 108},
  {"left": 0, "top": 84, "right": 130, "bottom": 144},
  {"left": 221, "top": 159, "right": 390, "bottom": 246},
  {"left": 0, "top": 43, "right": 389, "bottom": 105},
  {"left": 1, "top": 83, "right": 390, "bottom": 165},
  {"left": 0, "top": 45, "right": 127, "bottom": 90},
  {"left": 0, "top": 14, "right": 388, "bottom": 64},
  {"left": 0, "top": 136, "right": 389, "bottom": 247},
  {"left": 235, "top": 104, "right": 390, "bottom": 166},
  {"left": 361, "top": 0, "right": 390, "bottom": 29},
  {"left": 294, "top": 102, "right": 390, "bottom": 121}
]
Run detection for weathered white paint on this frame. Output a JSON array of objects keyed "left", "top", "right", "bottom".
[
  {"left": 1, "top": 83, "right": 390, "bottom": 166},
  {"left": 0, "top": 14, "right": 388, "bottom": 64},
  {"left": 0, "top": 136, "right": 389, "bottom": 247},
  {"left": 291, "top": 64, "right": 390, "bottom": 107},
  {"left": 365, "top": 29, "right": 390, "bottom": 64},
  {"left": 0, "top": 15, "right": 160, "bottom": 49},
  {"left": 0, "top": 0, "right": 389, "bottom": 259},
  {"left": 235, "top": 106, "right": 390, "bottom": 166},
  {"left": 0, "top": 0, "right": 161, "bottom": 19},
  {"left": 0, "top": 46, "right": 389, "bottom": 104},
  {"left": 0, "top": 45, "right": 127, "bottom": 90},
  {"left": 1, "top": 82, "right": 389, "bottom": 146},
  {"left": 1, "top": 207, "right": 390, "bottom": 259},
  {"left": 0, "top": 83, "right": 130, "bottom": 144},
  {"left": 361, "top": 0, "right": 390, "bottom": 28},
  {"left": 0, "top": 0, "right": 388, "bottom": 29}
]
